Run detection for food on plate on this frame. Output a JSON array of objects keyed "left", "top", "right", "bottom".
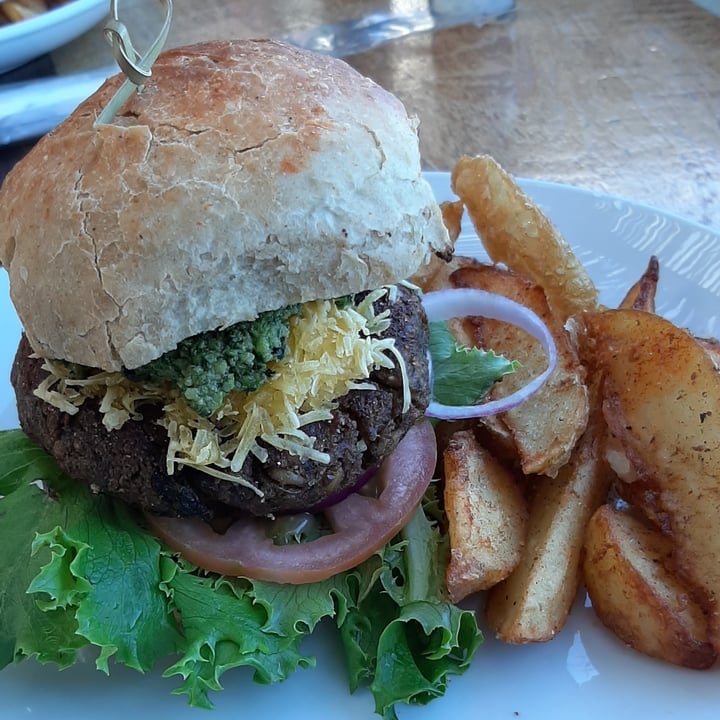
[
  {"left": 0, "top": 0, "right": 67, "bottom": 24},
  {"left": 585, "top": 308, "right": 720, "bottom": 655},
  {"left": 1, "top": 39, "right": 527, "bottom": 717},
  {"left": 451, "top": 154, "right": 599, "bottom": 321},
  {"left": 1, "top": 38, "right": 450, "bottom": 523},
  {"left": 583, "top": 502, "right": 717, "bottom": 669},
  {"left": 2, "top": 39, "right": 718, "bottom": 710},
  {"left": 443, "top": 429, "right": 527, "bottom": 602},
  {"left": 417, "top": 158, "right": 720, "bottom": 671},
  {"left": 449, "top": 261, "right": 589, "bottom": 477},
  {"left": 409, "top": 162, "right": 603, "bottom": 643},
  {"left": 484, "top": 375, "right": 611, "bottom": 642},
  {"left": 618, "top": 254, "right": 659, "bottom": 312}
]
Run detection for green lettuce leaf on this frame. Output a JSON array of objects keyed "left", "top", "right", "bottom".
[
  {"left": 29, "top": 495, "right": 185, "bottom": 674},
  {"left": 0, "top": 458, "right": 85, "bottom": 669},
  {"left": 340, "top": 503, "right": 482, "bottom": 720},
  {"left": 0, "top": 429, "right": 60, "bottom": 495},
  {"left": 160, "top": 565, "right": 315, "bottom": 708},
  {"left": 0, "top": 429, "right": 482, "bottom": 716},
  {"left": 429, "top": 320, "right": 519, "bottom": 406}
]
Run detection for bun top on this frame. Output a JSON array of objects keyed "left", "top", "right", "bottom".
[{"left": 0, "top": 39, "right": 449, "bottom": 371}]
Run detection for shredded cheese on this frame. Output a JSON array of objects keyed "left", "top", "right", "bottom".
[{"left": 33, "top": 289, "right": 411, "bottom": 490}]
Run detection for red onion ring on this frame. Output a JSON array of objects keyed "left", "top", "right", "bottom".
[
  {"left": 301, "top": 465, "right": 378, "bottom": 514},
  {"left": 421, "top": 288, "right": 558, "bottom": 419}
]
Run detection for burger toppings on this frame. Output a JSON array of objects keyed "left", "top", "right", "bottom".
[
  {"left": 423, "top": 287, "right": 558, "bottom": 419},
  {"left": 0, "top": 427, "right": 480, "bottom": 717},
  {"left": 15, "top": 285, "right": 432, "bottom": 518},
  {"left": 126, "top": 303, "right": 301, "bottom": 417},
  {"left": 31, "top": 287, "right": 410, "bottom": 489}
]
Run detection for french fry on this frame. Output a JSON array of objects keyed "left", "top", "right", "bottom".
[
  {"left": 584, "top": 503, "right": 717, "bottom": 669},
  {"left": 443, "top": 430, "right": 527, "bottom": 603},
  {"left": 484, "top": 376, "right": 611, "bottom": 642},
  {"left": 450, "top": 263, "right": 589, "bottom": 477},
  {"left": 451, "top": 155, "right": 598, "bottom": 321}
]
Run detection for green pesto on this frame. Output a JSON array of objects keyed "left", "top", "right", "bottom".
[{"left": 127, "top": 304, "right": 300, "bottom": 417}]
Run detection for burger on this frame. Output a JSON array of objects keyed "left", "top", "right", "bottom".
[
  {"left": 0, "top": 39, "right": 484, "bottom": 715},
  {"left": 4, "top": 36, "right": 447, "bottom": 527}
]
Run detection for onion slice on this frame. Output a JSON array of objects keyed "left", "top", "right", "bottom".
[
  {"left": 143, "top": 420, "right": 436, "bottom": 584},
  {"left": 421, "top": 288, "right": 558, "bottom": 419}
]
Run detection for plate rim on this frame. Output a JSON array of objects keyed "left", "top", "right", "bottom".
[
  {"left": 423, "top": 169, "right": 720, "bottom": 235},
  {"left": 1, "top": 173, "right": 720, "bottom": 719}
]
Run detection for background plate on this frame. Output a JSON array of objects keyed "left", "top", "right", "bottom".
[
  {"left": 1, "top": 173, "right": 719, "bottom": 718},
  {"left": 0, "top": 0, "right": 108, "bottom": 74}
]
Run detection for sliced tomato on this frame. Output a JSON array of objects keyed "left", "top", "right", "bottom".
[{"left": 143, "top": 419, "right": 436, "bottom": 584}]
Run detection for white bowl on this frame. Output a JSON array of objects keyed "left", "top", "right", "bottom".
[{"left": 0, "top": 0, "right": 108, "bottom": 75}]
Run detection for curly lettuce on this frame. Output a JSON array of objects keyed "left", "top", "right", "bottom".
[{"left": 0, "top": 429, "right": 481, "bottom": 719}]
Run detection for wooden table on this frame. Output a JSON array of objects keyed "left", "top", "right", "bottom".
[{"left": 3, "top": 0, "right": 720, "bottom": 229}]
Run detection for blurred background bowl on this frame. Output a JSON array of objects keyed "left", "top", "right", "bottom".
[{"left": 0, "top": 0, "right": 108, "bottom": 75}]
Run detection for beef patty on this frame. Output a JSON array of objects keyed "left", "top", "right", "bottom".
[{"left": 11, "top": 285, "right": 431, "bottom": 519}]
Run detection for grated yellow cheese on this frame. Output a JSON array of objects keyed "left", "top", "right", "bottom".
[{"left": 33, "top": 289, "right": 409, "bottom": 492}]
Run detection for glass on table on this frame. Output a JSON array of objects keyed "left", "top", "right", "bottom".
[{"left": 282, "top": 0, "right": 516, "bottom": 56}]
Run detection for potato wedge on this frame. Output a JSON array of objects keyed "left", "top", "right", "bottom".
[
  {"left": 583, "top": 503, "right": 717, "bottom": 669},
  {"left": 444, "top": 430, "right": 527, "bottom": 603},
  {"left": 586, "top": 309, "right": 720, "bottom": 652},
  {"left": 696, "top": 335, "right": 720, "bottom": 370},
  {"left": 619, "top": 255, "right": 659, "bottom": 312},
  {"left": 450, "top": 263, "right": 589, "bottom": 477},
  {"left": 410, "top": 252, "right": 478, "bottom": 295},
  {"left": 407, "top": 198, "right": 462, "bottom": 291},
  {"left": 484, "top": 377, "right": 611, "bottom": 642},
  {"left": 440, "top": 199, "right": 464, "bottom": 244},
  {"left": 433, "top": 419, "right": 476, "bottom": 472},
  {"left": 451, "top": 155, "right": 598, "bottom": 321}
]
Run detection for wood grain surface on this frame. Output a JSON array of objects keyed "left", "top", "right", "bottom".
[{"left": 9, "top": 0, "right": 720, "bottom": 228}]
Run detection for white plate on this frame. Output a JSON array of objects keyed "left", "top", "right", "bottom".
[
  {"left": 0, "top": 0, "right": 108, "bottom": 75},
  {"left": 1, "top": 173, "right": 720, "bottom": 719}
]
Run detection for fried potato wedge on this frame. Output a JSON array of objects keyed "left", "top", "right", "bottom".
[
  {"left": 586, "top": 309, "right": 720, "bottom": 652},
  {"left": 619, "top": 255, "right": 659, "bottom": 312},
  {"left": 583, "top": 503, "right": 717, "bottom": 669},
  {"left": 444, "top": 430, "right": 527, "bottom": 603},
  {"left": 696, "top": 335, "right": 720, "bottom": 369},
  {"left": 433, "top": 419, "right": 476, "bottom": 472},
  {"left": 410, "top": 252, "right": 478, "bottom": 296},
  {"left": 440, "top": 199, "right": 464, "bottom": 244},
  {"left": 451, "top": 263, "right": 589, "bottom": 477},
  {"left": 484, "top": 379, "right": 611, "bottom": 642},
  {"left": 451, "top": 155, "right": 598, "bottom": 321},
  {"left": 408, "top": 198, "right": 463, "bottom": 291}
]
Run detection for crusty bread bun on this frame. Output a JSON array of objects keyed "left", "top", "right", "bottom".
[{"left": 0, "top": 39, "right": 449, "bottom": 371}]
